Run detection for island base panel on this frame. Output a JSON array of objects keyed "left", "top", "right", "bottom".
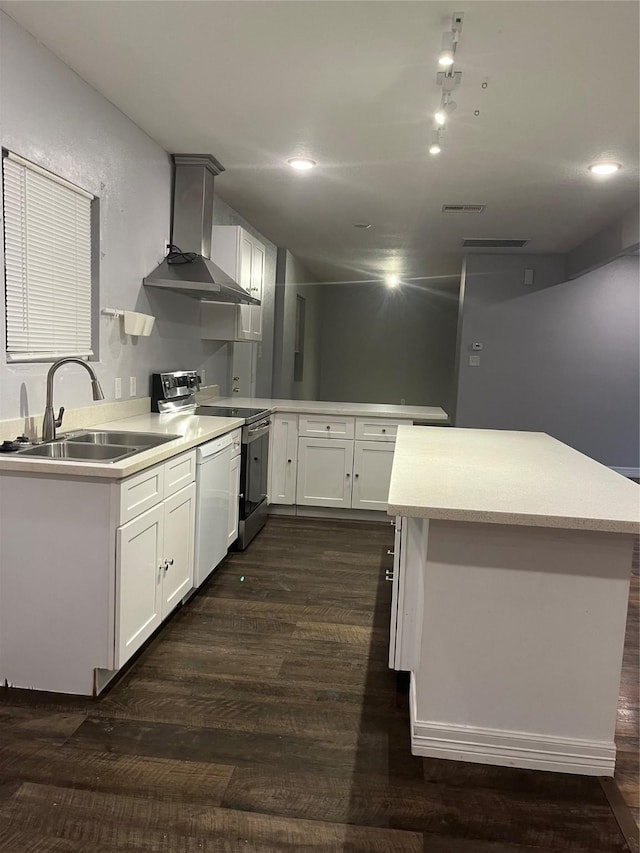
[{"left": 407, "top": 518, "right": 633, "bottom": 776}]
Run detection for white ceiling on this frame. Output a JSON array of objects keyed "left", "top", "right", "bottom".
[{"left": 2, "top": 0, "right": 638, "bottom": 285}]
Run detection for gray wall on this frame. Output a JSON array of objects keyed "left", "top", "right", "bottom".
[
  {"left": 272, "top": 250, "right": 322, "bottom": 400},
  {"left": 317, "top": 282, "right": 459, "bottom": 411},
  {"left": 567, "top": 204, "right": 639, "bottom": 280},
  {"left": 455, "top": 253, "right": 640, "bottom": 469},
  {"left": 0, "top": 12, "right": 276, "bottom": 422}
]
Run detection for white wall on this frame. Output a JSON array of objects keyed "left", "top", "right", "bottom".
[
  {"left": 317, "top": 281, "right": 459, "bottom": 411},
  {"left": 0, "top": 12, "right": 277, "bottom": 426},
  {"left": 455, "top": 253, "right": 640, "bottom": 470}
]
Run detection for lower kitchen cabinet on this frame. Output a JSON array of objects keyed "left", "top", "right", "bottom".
[
  {"left": 296, "top": 437, "right": 354, "bottom": 507},
  {"left": 269, "top": 414, "right": 298, "bottom": 504},
  {"left": 116, "top": 482, "right": 196, "bottom": 669},
  {"left": 351, "top": 440, "right": 396, "bottom": 510},
  {"left": 0, "top": 449, "right": 198, "bottom": 695},
  {"left": 272, "top": 413, "right": 410, "bottom": 513}
]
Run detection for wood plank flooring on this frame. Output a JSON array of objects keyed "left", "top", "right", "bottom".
[{"left": 0, "top": 516, "right": 637, "bottom": 853}]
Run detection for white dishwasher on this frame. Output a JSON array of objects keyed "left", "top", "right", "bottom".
[{"left": 194, "top": 433, "right": 233, "bottom": 587}]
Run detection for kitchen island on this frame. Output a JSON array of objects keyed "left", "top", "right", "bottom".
[{"left": 387, "top": 426, "right": 639, "bottom": 776}]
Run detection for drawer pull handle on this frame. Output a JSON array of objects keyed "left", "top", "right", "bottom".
[
  {"left": 385, "top": 571, "right": 394, "bottom": 582},
  {"left": 387, "top": 549, "right": 395, "bottom": 557}
]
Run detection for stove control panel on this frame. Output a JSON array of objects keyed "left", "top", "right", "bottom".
[{"left": 151, "top": 371, "right": 201, "bottom": 412}]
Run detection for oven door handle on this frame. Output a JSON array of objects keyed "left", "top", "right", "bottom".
[{"left": 245, "top": 419, "right": 272, "bottom": 441}]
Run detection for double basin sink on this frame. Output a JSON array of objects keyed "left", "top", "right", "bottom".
[{"left": 18, "top": 430, "right": 181, "bottom": 463}]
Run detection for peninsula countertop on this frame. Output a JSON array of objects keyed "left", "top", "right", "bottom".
[
  {"left": 209, "top": 396, "right": 449, "bottom": 423},
  {"left": 388, "top": 426, "right": 640, "bottom": 534}
]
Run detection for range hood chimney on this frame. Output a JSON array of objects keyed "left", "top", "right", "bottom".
[{"left": 144, "top": 154, "right": 260, "bottom": 305}]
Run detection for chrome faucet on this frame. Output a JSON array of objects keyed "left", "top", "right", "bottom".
[{"left": 42, "top": 358, "right": 105, "bottom": 442}]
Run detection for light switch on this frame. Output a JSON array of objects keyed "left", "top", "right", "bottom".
[
  {"left": 524, "top": 268, "right": 535, "bottom": 286},
  {"left": 469, "top": 355, "right": 481, "bottom": 367},
  {"left": 129, "top": 376, "right": 137, "bottom": 397},
  {"left": 114, "top": 377, "right": 122, "bottom": 399}
]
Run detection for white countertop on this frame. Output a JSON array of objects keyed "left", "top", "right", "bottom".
[
  {"left": 211, "top": 396, "right": 449, "bottom": 422},
  {"left": 0, "top": 413, "right": 244, "bottom": 480},
  {"left": 388, "top": 426, "right": 640, "bottom": 534}
]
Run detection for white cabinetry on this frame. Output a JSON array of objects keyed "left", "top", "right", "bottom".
[
  {"left": 116, "top": 455, "right": 196, "bottom": 668},
  {"left": 200, "top": 225, "right": 265, "bottom": 342},
  {"left": 297, "top": 437, "right": 354, "bottom": 508},
  {"left": 0, "top": 447, "right": 198, "bottom": 695},
  {"left": 269, "top": 414, "right": 299, "bottom": 505},
  {"left": 270, "top": 413, "right": 412, "bottom": 513},
  {"left": 352, "top": 441, "right": 396, "bottom": 510}
]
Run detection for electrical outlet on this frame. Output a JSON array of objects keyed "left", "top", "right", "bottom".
[
  {"left": 400, "top": 398, "right": 406, "bottom": 405},
  {"left": 129, "top": 376, "right": 136, "bottom": 397},
  {"left": 200, "top": 369, "right": 205, "bottom": 386},
  {"left": 114, "top": 377, "right": 122, "bottom": 399},
  {"left": 469, "top": 355, "right": 481, "bottom": 367}
]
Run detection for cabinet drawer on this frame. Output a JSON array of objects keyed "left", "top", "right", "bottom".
[
  {"left": 298, "top": 415, "right": 354, "bottom": 439},
  {"left": 120, "top": 464, "right": 165, "bottom": 525},
  {"left": 355, "top": 418, "right": 412, "bottom": 442},
  {"left": 164, "top": 450, "right": 196, "bottom": 498}
]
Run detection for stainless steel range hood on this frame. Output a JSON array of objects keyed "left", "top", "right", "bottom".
[{"left": 144, "top": 154, "right": 260, "bottom": 305}]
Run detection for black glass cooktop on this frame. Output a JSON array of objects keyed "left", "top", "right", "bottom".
[{"left": 196, "top": 406, "right": 270, "bottom": 420}]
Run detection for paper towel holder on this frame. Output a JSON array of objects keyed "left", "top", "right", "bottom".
[{"left": 101, "top": 308, "right": 155, "bottom": 337}]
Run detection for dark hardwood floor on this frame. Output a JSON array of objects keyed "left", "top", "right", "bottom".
[{"left": 0, "top": 516, "right": 637, "bottom": 852}]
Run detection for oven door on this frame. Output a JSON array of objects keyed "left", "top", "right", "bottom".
[{"left": 240, "top": 418, "right": 271, "bottom": 520}]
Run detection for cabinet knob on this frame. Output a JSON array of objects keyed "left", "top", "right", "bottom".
[
  {"left": 382, "top": 428, "right": 387, "bottom": 433},
  {"left": 167, "top": 558, "right": 174, "bottom": 565},
  {"left": 355, "top": 473, "right": 359, "bottom": 478},
  {"left": 387, "top": 549, "right": 395, "bottom": 557},
  {"left": 287, "top": 459, "right": 292, "bottom": 463},
  {"left": 158, "top": 564, "right": 164, "bottom": 573},
  {"left": 346, "top": 472, "right": 350, "bottom": 478},
  {"left": 326, "top": 425, "right": 331, "bottom": 430}
]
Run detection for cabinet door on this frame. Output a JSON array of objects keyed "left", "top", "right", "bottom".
[
  {"left": 236, "top": 232, "right": 253, "bottom": 340},
  {"left": 228, "top": 453, "right": 241, "bottom": 547},
  {"left": 269, "top": 415, "right": 298, "bottom": 505},
  {"left": 161, "top": 482, "right": 196, "bottom": 619},
  {"left": 116, "top": 504, "right": 164, "bottom": 668},
  {"left": 352, "top": 440, "right": 395, "bottom": 510},
  {"left": 296, "top": 438, "right": 354, "bottom": 507},
  {"left": 250, "top": 241, "right": 264, "bottom": 340}
]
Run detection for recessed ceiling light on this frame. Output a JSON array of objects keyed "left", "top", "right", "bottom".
[
  {"left": 385, "top": 274, "right": 400, "bottom": 288},
  {"left": 288, "top": 157, "right": 316, "bottom": 171},
  {"left": 588, "top": 161, "right": 621, "bottom": 176},
  {"left": 429, "top": 143, "right": 442, "bottom": 155}
]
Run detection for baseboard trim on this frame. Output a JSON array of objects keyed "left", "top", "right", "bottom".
[
  {"left": 269, "top": 504, "right": 386, "bottom": 523},
  {"left": 409, "top": 681, "right": 615, "bottom": 775},
  {"left": 610, "top": 466, "right": 640, "bottom": 478}
]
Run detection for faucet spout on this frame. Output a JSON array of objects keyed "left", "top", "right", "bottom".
[{"left": 42, "top": 358, "right": 104, "bottom": 442}]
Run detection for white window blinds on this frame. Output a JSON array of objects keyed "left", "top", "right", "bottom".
[{"left": 3, "top": 152, "right": 94, "bottom": 362}]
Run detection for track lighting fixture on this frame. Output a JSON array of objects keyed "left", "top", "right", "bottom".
[
  {"left": 438, "top": 33, "right": 455, "bottom": 67},
  {"left": 435, "top": 94, "right": 457, "bottom": 126},
  {"left": 430, "top": 13, "right": 464, "bottom": 158}
]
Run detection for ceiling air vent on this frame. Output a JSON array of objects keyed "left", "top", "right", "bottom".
[
  {"left": 462, "top": 238, "right": 529, "bottom": 248},
  {"left": 442, "top": 204, "right": 486, "bottom": 213}
]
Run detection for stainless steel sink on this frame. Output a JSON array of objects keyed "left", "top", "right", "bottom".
[
  {"left": 66, "top": 430, "right": 180, "bottom": 448},
  {"left": 19, "top": 442, "right": 139, "bottom": 462}
]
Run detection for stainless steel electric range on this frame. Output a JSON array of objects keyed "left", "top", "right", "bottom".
[{"left": 151, "top": 372, "right": 272, "bottom": 550}]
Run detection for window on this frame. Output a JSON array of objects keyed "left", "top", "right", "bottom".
[{"left": 3, "top": 151, "right": 94, "bottom": 362}]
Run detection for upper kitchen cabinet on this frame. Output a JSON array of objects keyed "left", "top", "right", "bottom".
[{"left": 201, "top": 225, "right": 264, "bottom": 342}]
